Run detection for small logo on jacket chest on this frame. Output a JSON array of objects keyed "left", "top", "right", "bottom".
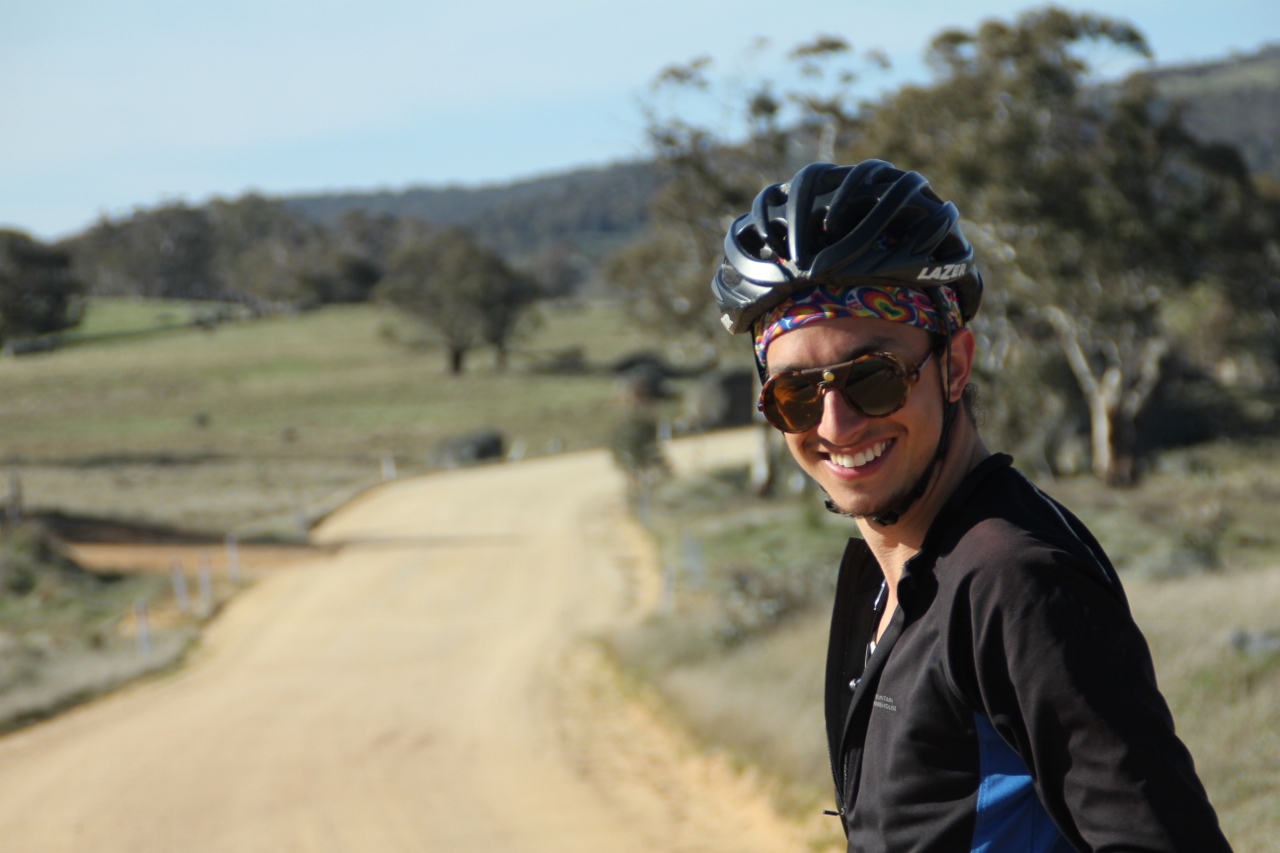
[{"left": 873, "top": 693, "right": 898, "bottom": 712}]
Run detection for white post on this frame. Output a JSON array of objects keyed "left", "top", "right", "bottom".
[
  {"left": 749, "top": 426, "right": 772, "bottom": 495},
  {"left": 134, "top": 600, "right": 151, "bottom": 657},
  {"left": 197, "top": 551, "right": 213, "bottom": 616},
  {"left": 6, "top": 473, "right": 21, "bottom": 522},
  {"left": 294, "top": 497, "right": 309, "bottom": 543},
  {"left": 657, "top": 418, "right": 672, "bottom": 445},
  {"left": 170, "top": 559, "right": 189, "bottom": 612},
  {"left": 381, "top": 453, "right": 397, "bottom": 481},
  {"left": 225, "top": 533, "right": 240, "bottom": 582},
  {"left": 681, "top": 529, "right": 705, "bottom": 588},
  {"left": 636, "top": 479, "right": 650, "bottom": 526},
  {"left": 660, "top": 562, "right": 675, "bottom": 616},
  {"left": 506, "top": 439, "right": 526, "bottom": 463}
]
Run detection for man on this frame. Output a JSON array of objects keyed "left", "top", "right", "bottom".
[{"left": 710, "top": 161, "right": 1231, "bottom": 852}]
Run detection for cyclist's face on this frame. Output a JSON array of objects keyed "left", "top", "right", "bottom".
[{"left": 765, "top": 316, "right": 943, "bottom": 520}]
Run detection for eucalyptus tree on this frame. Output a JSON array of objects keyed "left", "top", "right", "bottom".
[
  {"left": 848, "top": 8, "right": 1277, "bottom": 483},
  {"left": 0, "top": 230, "right": 84, "bottom": 343},
  {"left": 380, "top": 225, "right": 539, "bottom": 374},
  {"left": 604, "top": 36, "right": 876, "bottom": 346},
  {"left": 69, "top": 203, "right": 221, "bottom": 299}
]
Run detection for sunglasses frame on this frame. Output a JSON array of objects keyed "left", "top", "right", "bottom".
[{"left": 758, "top": 349, "right": 932, "bottom": 433}]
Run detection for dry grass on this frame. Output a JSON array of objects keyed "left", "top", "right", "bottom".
[
  {"left": 0, "top": 628, "right": 196, "bottom": 732},
  {"left": 1125, "top": 568, "right": 1280, "bottom": 852},
  {"left": 1041, "top": 441, "right": 1280, "bottom": 575}
]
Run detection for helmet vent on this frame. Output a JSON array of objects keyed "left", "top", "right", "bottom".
[
  {"left": 738, "top": 227, "right": 766, "bottom": 258},
  {"left": 920, "top": 185, "right": 942, "bottom": 204},
  {"left": 826, "top": 195, "right": 877, "bottom": 235},
  {"left": 718, "top": 263, "right": 743, "bottom": 287},
  {"left": 882, "top": 207, "right": 927, "bottom": 249},
  {"left": 809, "top": 209, "right": 830, "bottom": 245},
  {"left": 765, "top": 219, "right": 790, "bottom": 259},
  {"left": 817, "top": 170, "right": 845, "bottom": 194},
  {"left": 933, "top": 232, "right": 965, "bottom": 260}
]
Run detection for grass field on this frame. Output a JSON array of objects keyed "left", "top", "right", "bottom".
[
  {"left": 614, "top": 444, "right": 1280, "bottom": 851},
  {"left": 0, "top": 298, "right": 699, "bottom": 536},
  {"left": 69, "top": 297, "right": 230, "bottom": 338}
]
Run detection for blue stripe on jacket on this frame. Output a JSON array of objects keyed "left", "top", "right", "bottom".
[{"left": 971, "top": 713, "right": 1075, "bottom": 853}]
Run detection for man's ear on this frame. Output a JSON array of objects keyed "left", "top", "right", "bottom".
[{"left": 945, "top": 328, "right": 976, "bottom": 404}]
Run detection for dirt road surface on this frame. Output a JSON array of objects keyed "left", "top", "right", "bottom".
[{"left": 0, "top": 430, "right": 807, "bottom": 852}]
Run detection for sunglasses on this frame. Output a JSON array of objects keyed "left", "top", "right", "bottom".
[{"left": 759, "top": 350, "right": 933, "bottom": 433}]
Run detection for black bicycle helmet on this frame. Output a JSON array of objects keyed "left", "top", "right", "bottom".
[
  {"left": 714, "top": 160, "right": 984, "bottom": 527},
  {"left": 711, "top": 160, "right": 982, "bottom": 335}
]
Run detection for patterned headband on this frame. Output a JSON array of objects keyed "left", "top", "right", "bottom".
[{"left": 753, "top": 283, "right": 963, "bottom": 364}]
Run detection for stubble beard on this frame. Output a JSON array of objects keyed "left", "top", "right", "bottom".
[{"left": 823, "top": 472, "right": 925, "bottom": 521}]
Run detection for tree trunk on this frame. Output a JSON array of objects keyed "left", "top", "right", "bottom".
[
  {"left": 448, "top": 346, "right": 466, "bottom": 375},
  {"left": 1083, "top": 381, "right": 1138, "bottom": 486},
  {"left": 1085, "top": 364, "right": 1124, "bottom": 484},
  {"left": 1108, "top": 409, "right": 1138, "bottom": 487},
  {"left": 1044, "top": 306, "right": 1165, "bottom": 487},
  {"left": 1085, "top": 387, "right": 1115, "bottom": 484},
  {"left": 494, "top": 343, "right": 508, "bottom": 372}
]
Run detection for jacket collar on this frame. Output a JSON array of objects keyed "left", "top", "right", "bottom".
[{"left": 898, "top": 453, "right": 1012, "bottom": 601}]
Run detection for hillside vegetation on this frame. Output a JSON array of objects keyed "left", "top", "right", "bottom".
[
  {"left": 0, "top": 297, "right": 699, "bottom": 537},
  {"left": 284, "top": 161, "right": 660, "bottom": 260}
]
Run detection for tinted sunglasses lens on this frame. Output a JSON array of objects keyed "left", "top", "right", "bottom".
[
  {"left": 845, "top": 359, "right": 909, "bottom": 416},
  {"left": 764, "top": 375, "right": 824, "bottom": 432}
]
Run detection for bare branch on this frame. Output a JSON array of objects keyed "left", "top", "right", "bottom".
[
  {"left": 1121, "top": 335, "right": 1169, "bottom": 420},
  {"left": 1044, "top": 306, "right": 1100, "bottom": 398}
]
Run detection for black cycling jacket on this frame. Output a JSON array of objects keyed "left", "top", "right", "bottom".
[{"left": 825, "top": 454, "right": 1231, "bottom": 853}]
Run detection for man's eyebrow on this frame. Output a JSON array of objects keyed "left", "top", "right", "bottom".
[{"left": 767, "top": 336, "right": 899, "bottom": 376}]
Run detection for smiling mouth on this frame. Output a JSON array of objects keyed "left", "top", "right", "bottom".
[{"left": 828, "top": 439, "right": 892, "bottom": 470}]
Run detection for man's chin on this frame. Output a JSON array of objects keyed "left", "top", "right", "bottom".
[{"left": 822, "top": 483, "right": 916, "bottom": 521}]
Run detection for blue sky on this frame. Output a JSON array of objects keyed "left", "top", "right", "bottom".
[{"left": 2, "top": 0, "right": 1277, "bottom": 239}]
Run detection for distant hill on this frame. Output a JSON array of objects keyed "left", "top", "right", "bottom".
[
  {"left": 1144, "top": 44, "right": 1280, "bottom": 179},
  {"left": 283, "top": 161, "right": 661, "bottom": 260},
  {"left": 276, "top": 45, "right": 1280, "bottom": 266}
]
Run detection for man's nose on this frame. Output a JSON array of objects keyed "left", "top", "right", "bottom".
[{"left": 815, "top": 386, "right": 868, "bottom": 443}]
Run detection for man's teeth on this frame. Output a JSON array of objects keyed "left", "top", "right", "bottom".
[{"left": 832, "top": 441, "right": 888, "bottom": 469}]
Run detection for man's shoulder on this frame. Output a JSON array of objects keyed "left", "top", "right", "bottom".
[
  {"left": 937, "top": 457, "right": 1073, "bottom": 557},
  {"left": 934, "top": 459, "right": 1120, "bottom": 599}
]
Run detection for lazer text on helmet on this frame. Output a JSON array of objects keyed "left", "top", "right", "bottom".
[{"left": 915, "top": 263, "right": 967, "bottom": 281}]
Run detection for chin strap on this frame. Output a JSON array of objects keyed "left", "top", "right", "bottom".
[{"left": 828, "top": 287, "right": 959, "bottom": 526}]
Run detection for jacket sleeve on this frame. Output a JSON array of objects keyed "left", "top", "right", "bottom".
[{"left": 950, "top": 540, "right": 1232, "bottom": 853}]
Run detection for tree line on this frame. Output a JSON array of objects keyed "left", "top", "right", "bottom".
[{"left": 1, "top": 196, "right": 567, "bottom": 373}]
